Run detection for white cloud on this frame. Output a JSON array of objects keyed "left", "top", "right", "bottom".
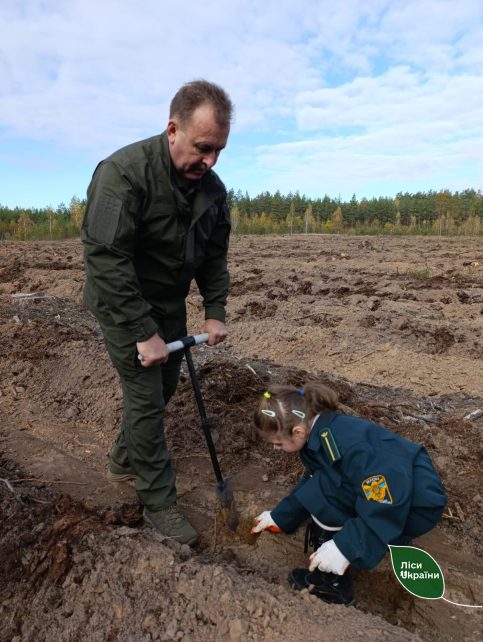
[
  {"left": 0, "top": 0, "right": 327, "bottom": 152},
  {"left": 0, "top": 0, "right": 482, "bottom": 205},
  {"left": 251, "top": 124, "right": 483, "bottom": 199},
  {"left": 295, "top": 67, "right": 483, "bottom": 136}
]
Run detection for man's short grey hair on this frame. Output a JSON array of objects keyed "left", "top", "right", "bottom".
[{"left": 170, "top": 80, "right": 234, "bottom": 128}]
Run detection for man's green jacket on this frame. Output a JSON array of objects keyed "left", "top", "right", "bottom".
[{"left": 81, "top": 132, "right": 231, "bottom": 342}]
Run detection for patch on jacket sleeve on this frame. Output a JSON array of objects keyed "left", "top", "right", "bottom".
[
  {"left": 87, "top": 193, "right": 122, "bottom": 244},
  {"left": 362, "top": 475, "right": 393, "bottom": 504}
]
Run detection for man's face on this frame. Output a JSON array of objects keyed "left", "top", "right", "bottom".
[{"left": 167, "top": 103, "right": 230, "bottom": 182}]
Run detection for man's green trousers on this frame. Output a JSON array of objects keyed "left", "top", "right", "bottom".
[{"left": 101, "top": 318, "right": 186, "bottom": 511}]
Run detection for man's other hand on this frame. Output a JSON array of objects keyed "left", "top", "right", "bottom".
[{"left": 201, "top": 319, "right": 227, "bottom": 346}]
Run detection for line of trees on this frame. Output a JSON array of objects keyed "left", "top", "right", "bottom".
[
  {"left": 226, "top": 188, "right": 482, "bottom": 236},
  {"left": 0, "top": 197, "right": 85, "bottom": 241},
  {"left": 0, "top": 188, "right": 482, "bottom": 241}
]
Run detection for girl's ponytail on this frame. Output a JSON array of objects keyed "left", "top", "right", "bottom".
[{"left": 303, "top": 382, "right": 338, "bottom": 414}]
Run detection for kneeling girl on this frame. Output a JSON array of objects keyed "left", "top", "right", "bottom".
[{"left": 251, "top": 383, "right": 446, "bottom": 605}]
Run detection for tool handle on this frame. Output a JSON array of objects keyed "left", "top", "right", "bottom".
[
  {"left": 184, "top": 346, "right": 224, "bottom": 485},
  {"left": 166, "top": 333, "right": 209, "bottom": 354},
  {"left": 138, "top": 333, "right": 209, "bottom": 361}
]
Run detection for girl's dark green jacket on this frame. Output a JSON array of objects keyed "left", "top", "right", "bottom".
[{"left": 271, "top": 412, "right": 446, "bottom": 569}]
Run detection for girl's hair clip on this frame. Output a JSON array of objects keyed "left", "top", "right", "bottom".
[
  {"left": 261, "top": 409, "right": 276, "bottom": 417},
  {"left": 292, "top": 410, "right": 305, "bottom": 419},
  {"left": 264, "top": 391, "right": 272, "bottom": 399},
  {"left": 297, "top": 389, "right": 305, "bottom": 396}
]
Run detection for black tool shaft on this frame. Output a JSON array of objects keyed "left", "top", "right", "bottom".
[{"left": 184, "top": 347, "right": 224, "bottom": 485}]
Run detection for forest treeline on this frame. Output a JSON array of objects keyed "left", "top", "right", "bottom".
[{"left": 0, "top": 188, "right": 482, "bottom": 241}]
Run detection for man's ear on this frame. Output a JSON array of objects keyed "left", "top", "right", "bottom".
[{"left": 166, "top": 119, "right": 177, "bottom": 141}]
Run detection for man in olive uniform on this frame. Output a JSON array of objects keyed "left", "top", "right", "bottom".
[{"left": 81, "top": 80, "right": 233, "bottom": 545}]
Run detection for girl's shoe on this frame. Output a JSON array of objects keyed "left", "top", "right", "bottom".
[{"left": 288, "top": 567, "right": 355, "bottom": 606}]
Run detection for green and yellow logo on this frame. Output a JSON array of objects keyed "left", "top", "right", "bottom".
[{"left": 388, "top": 545, "right": 481, "bottom": 608}]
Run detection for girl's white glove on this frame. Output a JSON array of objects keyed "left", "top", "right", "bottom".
[
  {"left": 250, "top": 511, "right": 281, "bottom": 534},
  {"left": 309, "top": 539, "right": 350, "bottom": 575}
]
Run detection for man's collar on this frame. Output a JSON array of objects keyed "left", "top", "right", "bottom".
[{"left": 171, "top": 166, "right": 201, "bottom": 196}]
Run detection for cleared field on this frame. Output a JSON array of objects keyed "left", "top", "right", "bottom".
[{"left": 0, "top": 235, "right": 481, "bottom": 641}]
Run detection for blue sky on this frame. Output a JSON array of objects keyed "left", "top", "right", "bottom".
[{"left": 1, "top": 0, "right": 482, "bottom": 209}]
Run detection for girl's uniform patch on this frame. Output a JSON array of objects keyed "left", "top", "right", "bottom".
[{"left": 362, "top": 475, "right": 393, "bottom": 504}]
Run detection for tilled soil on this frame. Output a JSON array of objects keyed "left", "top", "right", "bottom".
[{"left": 0, "top": 235, "right": 482, "bottom": 641}]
